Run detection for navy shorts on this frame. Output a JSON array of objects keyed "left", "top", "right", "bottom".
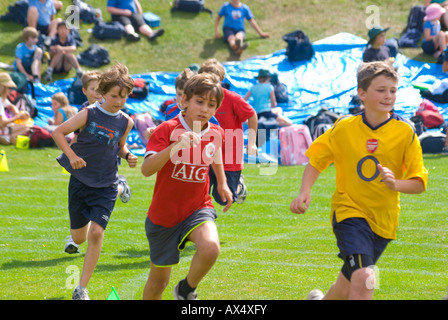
[
  {"left": 422, "top": 40, "right": 436, "bottom": 55},
  {"left": 145, "top": 208, "right": 217, "bottom": 267},
  {"left": 223, "top": 27, "right": 245, "bottom": 42},
  {"left": 209, "top": 167, "right": 241, "bottom": 205},
  {"left": 332, "top": 214, "right": 391, "bottom": 266},
  {"left": 112, "top": 12, "right": 146, "bottom": 30},
  {"left": 68, "top": 175, "right": 117, "bottom": 230}
]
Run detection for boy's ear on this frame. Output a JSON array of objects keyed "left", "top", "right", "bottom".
[
  {"left": 357, "top": 87, "right": 366, "bottom": 102},
  {"left": 82, "top": 88, "right": 86, "bottom": 95}
]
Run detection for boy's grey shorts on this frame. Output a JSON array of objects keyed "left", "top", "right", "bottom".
[{"left": 145, "top": 208, "right": 217, "bottom": 267}]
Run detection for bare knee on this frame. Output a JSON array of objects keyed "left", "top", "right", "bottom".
[
  {"left": 197, "top": 239, "right": 220, "bottom": 262},
  {"left": 88, "top": 222, "right": 104, "bottom": 244}
]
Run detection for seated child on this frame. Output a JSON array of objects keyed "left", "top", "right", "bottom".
[
  {"left": 0, "top": 73, "right": 31, "bottom": 145},
  {"left": 363, "top": 26, "right": 393, "bottom": 64},
  {"left": 48, "top": 92, "right": 77, "bottom": 126},
  {"left": 14, "top": 27, "right": 43, "bottom": 83},
  {"left": 214, "top": 0, "right": 269, "bottom": 56},
  {"left": 27, "top": 0, "right": 62, "bottom": 39},
  {"left": 422, "top": 3, "right": 448, "bottom": 58},
  {"left": 244, "top": 69, "right": 292, "bottom": 127},
  {"left": 106, "top": 0, "right": 164, "bottom": 41},
  {"left": 43, "top": 21, "right": 84, "bottom": 82}
]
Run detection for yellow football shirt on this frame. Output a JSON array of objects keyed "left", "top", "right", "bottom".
[{"left": 306, "top": 112, "right": 428, "bottom": 239}]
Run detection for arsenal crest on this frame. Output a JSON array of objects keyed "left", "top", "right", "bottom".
[{"left": 366, "top": 139, "right": 378, "bottom": 153}]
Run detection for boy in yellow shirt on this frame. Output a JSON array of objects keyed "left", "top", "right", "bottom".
[{"left": 290, "top": 61, "right": 428, "bottom": 300}]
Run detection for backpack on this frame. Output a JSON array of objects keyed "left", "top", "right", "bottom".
[
  {"left": 398, "top": 5, "right": 425, "bottom": 48},
  {"left": 419, "top": 131, "right": 446, "bottom": 154},
  {"left": 93, "top": 21, "right": 125, "bottom": 40},
  {"left": 0, "top": 0, "right": 29, "bottom": 26},
  {"left": 77, "top": 44, "right": 110, "bottom": 68},
  {"left": 282, "top": 30, "right": 315, "bottom": 62},
  {"left": 72, "top": 0, "right": 102, "bottom": 24},
  {"left": 279, "top": 124, "right": 313, "bottom": 165},
  {"left": 67, "top": 77, "right": 87, "bottom": 105},
  {"left": 270, "top": 73, "right": 288, "bottom": 103},
  {"left": 7, "top": 90, "right": 37, "bottom": 119},
  {"left": 171, "top": 0, "right": 213, "bottom": 16},
  {"left": 29, "top": 125, "right": 55, "bottom": 148},
  {"left": 129, "top": 78, "right": 149, "bottom": 99},
  {"left": 416, "top": 99, "right": 445, "bottom": 129},
  {"left": 304, "top": 106, "right": 339, "bottom": 140}
]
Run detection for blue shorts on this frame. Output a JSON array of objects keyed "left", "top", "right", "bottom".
[
  {"left": 332, "top": 214, "right": 391, "bottom": 265},
  {"left": 209, "top": 167, "right": 241, "bottom": 205},
  {"left": 422, "top": 40, "right": 436, "bottom": 55},
  {"left": 223, "top": 27, "right": 245, "bottom": 42},
  {"left": 145, "top": 208, "right": 217, "bottom": 267},
  {"left": 68, "top": 175, "right": 117, "bottom": 230}
]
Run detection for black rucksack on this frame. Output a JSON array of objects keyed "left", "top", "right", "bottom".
[
  {"left": 283, "top": 30, "right": 315, "bottom": 62},
  {"left": 72, "top": 0, "right": 102, "bottom": 24},
  {"left": 93, "top": 21, "right": 125, "bottom": 40},
  {"left": 419, "top": 131, "right": 446, "bottom": 154},
  {"left": 304, "top": 106, "right": 340, "bottom": 140},
  {"left": 171, "top": 0, "right": 213, "bottom": 16},
  {"left": 398, "top": 5, "right": 425, "bottom": 48},
  {"left": 77, "top": 44, "right": 110, "bottom": 68},
  {"left": 129, "top": 78, "right": 149, "bottom": 99},
  {"left": 270, "top": 73, "right": 288, "bottom": 103},
  {"left": 0, "top": 0, "right": 29, "bottom": 26}
]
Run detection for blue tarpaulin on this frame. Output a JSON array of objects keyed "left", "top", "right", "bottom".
[{"left": 30, "top": 32, "right": 448, "bottom": 158}]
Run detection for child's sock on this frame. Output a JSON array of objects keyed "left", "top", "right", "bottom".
[{"left": 178, "top": 278, "right": 196, "bottom": 298}]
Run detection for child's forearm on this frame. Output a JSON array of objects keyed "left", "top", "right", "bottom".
[
  {"left": 393, "top": 178, "right": 426, "bottom": 194},
  {"left": 141, "top": 141, "right": 182, "bottom": 177}
]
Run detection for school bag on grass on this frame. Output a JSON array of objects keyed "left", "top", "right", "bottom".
[
  {"left": 93, "top": 21, "right": 125, "bottom": 40},
  {"left": 282, "top": 30, "right": 315, "bottom": 62},
  {"left": 68, "top": 77, "right": 87, "bottom": 105},
  {"left": 129, "top": 78, "right": 149, "bottom": 99},
  {"left": 415, "top": 99, "right": 444, "bottom": 129},
  {"left": 77, "top": 44, "right": 110, "bottom": 68},
  {"left": 419, "top": 131, "right": 446, "bottom": 154},
  {"left": 279, "top": 124, "right": 312, "bottom": 165},
  {"left": 171, "top": 0, "right": 213, "bottom": 16}
]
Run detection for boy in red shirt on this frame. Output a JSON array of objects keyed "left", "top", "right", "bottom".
[
  {"left": 198, "top": 59, "right": 258, "bottom": 205},
  {"left": 141, "top": 73, "right": 232, "bottom": 300}
]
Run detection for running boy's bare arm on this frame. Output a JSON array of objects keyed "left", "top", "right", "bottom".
[
  {"left": 52, "top": 109, "right": 88, "bottom": 169},
  {"left": 290, "top": 163, "right": 321, "bottom": 214},
  {"left": 377, "top": 164, "right": 426, "bottom": 194}
]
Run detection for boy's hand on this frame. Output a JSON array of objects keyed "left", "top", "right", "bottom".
[
  {"left": 246, "top": 143, "right": 258, "bottom": 156},
  {"left": 378, "top": 164, "right": 396, "bottom": 191},
  {"left": 178, "top": 131, "right": 201, "bottom": 149},
  {"left": 218, "top": 183, "right": 233, "bottom": 212},
  {"left": 290, "top": 192, "right": 311, "bottom": 214},
  {"left": 126, "top": 153, "right": 138, "bottom": 168},
  {"left": 69, "top": 155, "right": 86, "bottom": 170}
]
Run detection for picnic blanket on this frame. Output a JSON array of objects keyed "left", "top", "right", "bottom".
[{"left": 29, "top": 32, "right": 448, "bottom": 159}]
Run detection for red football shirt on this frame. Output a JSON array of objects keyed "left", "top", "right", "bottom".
[
  {"left": 145, "top": 114, "right": 225, "bottom": 227},
  {"left": 214, "top": 88, "right": 255, "bottom": 171}
]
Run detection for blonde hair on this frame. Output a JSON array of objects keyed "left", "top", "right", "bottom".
[
  {"left": 97, "top": 62, "right": 134, "bottom": 96},
  {"left": 198, "top": 58, "right": 226, "bottom": 81},
  {"left": 22, "top": 26, "right": 38, "bottom": 41},
  {"left": 52, "top": 92, "right": 77, "bottom": 119},
  {"left": 81, "top": 70, "right": 102, "bottom": 90}
]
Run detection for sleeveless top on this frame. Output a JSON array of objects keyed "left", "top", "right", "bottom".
[{"left": 57, "top": 103, "right": 129, "bottom": 188}]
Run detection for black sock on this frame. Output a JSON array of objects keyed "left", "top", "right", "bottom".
[{"left": 179, "top": 278, "right": 195, "bottom": 298}]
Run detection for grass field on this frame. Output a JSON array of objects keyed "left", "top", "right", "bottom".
[
  {"left": 1, "top": 0, "right": 448, "bottom": 301},
  {"left": 1, "top": 145, "right": 448, "bottom": 300}
]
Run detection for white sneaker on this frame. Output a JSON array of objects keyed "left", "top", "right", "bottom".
[
  {"left": 306, "top": 289, "right": 324, "bottom": 300},
  {"left": 236, "top": 174, "right": 247, "bottom": 204},
  {"left": 72, "top": 285, "right": 90, "bottom": 300},
  {"left": 64, "top": 235, "right": 79, "bottom": 254},
  {"left": 118, "top": 175, "right": 131, "bottom": 203}
]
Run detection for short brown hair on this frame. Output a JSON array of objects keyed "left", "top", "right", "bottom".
[
  {"left": 97, "top": 62, "right": 134, "bottom": 96},
  {"left": 198, "top": 58, "right": 226, "bottom": 81},
  {"left": 357, "top": 61, "right": 398, "bottom": 91},
  {"left": 22, "top": 26, "right": 38, "bottom": 41},
  {"left": 175, "top": 68, "right": 194, "bottom": 90},
  {"left": 81, "top": 70, "right": 101, "bottom": 89},
  {"left": 183, "top": 73, "right": 224, "bottom": 109},
  {"left": 52, "top": 92, "right": 69, "bottom": 107}
]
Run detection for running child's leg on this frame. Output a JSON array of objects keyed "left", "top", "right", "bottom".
[{"left": 143, "top": 263, "right": 172, "bottom": 300}]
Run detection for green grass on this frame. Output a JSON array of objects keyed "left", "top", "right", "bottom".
[
  {"left": 1, "top": 0, "right": 448, "bottom": 301},
  {"left": 1, "top": 145, "right": 447, "bottom": 300}
]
